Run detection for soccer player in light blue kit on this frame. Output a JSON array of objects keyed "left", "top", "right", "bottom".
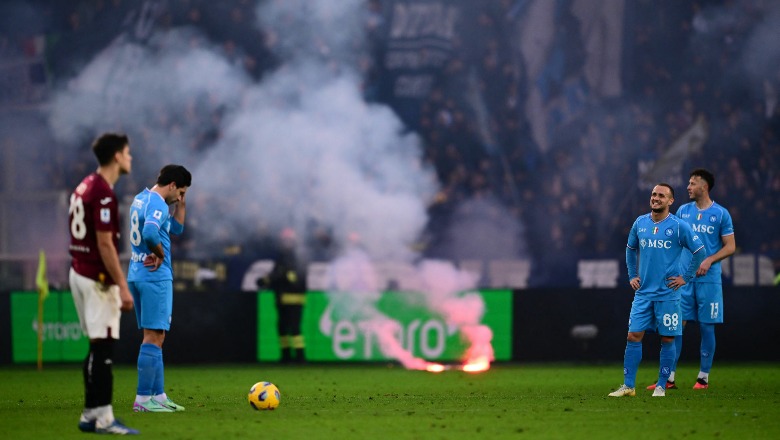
[
  {"left": 648, "top": 169, "right": 735, "bottom": 391},
  {"left": 609, "top": 183, "right": 705, "bottom": 397},
  {"left": 127, "top": 164, "right": 191, "bottom": 412}
]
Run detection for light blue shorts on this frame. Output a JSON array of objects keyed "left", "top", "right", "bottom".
[
  {"left": 679, "top": 282, "right": 723, "bottom": 323},
  {"left": 129, "top": 280, "right": 173, "bottom": 331},
  {"left": 628, "top": 296, "right": 682, "bottom": 336}
]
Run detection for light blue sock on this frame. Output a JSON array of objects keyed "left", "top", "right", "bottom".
[
  {"left": 671, "top": 334, "right": 683, "bottom": 375},
  {"left": 153, "top": 350, "right": 165, "bottom": 396},
  {"left": 137, "top": 343, "right": 161, "bottom": 396},
  {"left": 658, "top": 340, "right": 676, "bottom": 387},
  {"left": 699, "top": 323, "right": 716, "bottom": 373},
  {"left": 623, "top": 341, "right": 642, "bottom": 388}
]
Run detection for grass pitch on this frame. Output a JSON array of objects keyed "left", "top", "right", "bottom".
[{"left": 1, "top": 363, "right": 778, "bottom": 439}]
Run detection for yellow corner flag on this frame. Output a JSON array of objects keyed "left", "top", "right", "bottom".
[
  {"left": 36, "top": 249, "right": 49, "bottom": 302},
  {"left": 36, "top": 249, "right": 49, "bottom": 371}
]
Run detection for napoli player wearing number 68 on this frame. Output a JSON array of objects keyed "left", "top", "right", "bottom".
[
  {"left": 127, "top": 164, "right": 191, "bottom": 413},
  {"left": 609, "top": 183, "right": 705, "bottom": 398},
  {"left": 647, "top": 169, "right": 735, "bottom": 391}
]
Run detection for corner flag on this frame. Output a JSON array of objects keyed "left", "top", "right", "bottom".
[
  {"left": 36, "top": 249, "right": 49, "bottom": 370},
  {"left": 36, "top": 249, "right": 49, "bottom": 301}
]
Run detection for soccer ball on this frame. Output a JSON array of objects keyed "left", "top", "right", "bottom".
[{"left": 248, "top": 381, "right": 281, "bottom": 410}]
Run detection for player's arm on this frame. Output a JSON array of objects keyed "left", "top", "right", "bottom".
[
  {"left": 696, "top": 234, "right": 736, "bottom": 276},
  {"left": 626, "top": 246, "right": 640, "bottom": 290},
  {"left": 96, "top": 231, "right": 134, "bottom": 311},
  {"left": 668, "top": 227, "right": 706, "bottom": 289},
  {"left": 625, "top": 220, "right": 640, "bottom": 290},
  {"left": 683, "top": 246, "right": 705, "bottom": 282},
  {"left": 141, "top": 221, "right": 164, "bottom": 271},
  {"left": 666, "top": 247, "right": 705, "bottom": 290}
]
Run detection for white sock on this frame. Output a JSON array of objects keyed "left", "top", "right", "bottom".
[
  {"left": 135, "top": 395, "right": 152, "bottom": 403},
  {"left": 154, "top": 393, "right": 168, "bottom": 403},
  {"left": 81, "top": 407, "right": 97, "bottom": 420},
  {"left": 668, "top": 371, "right": 676, "bottom": 382},
  {"left": 94, "top": 405, "right": 114, "bottom": 428},
  {"left": 698, "top": 372, "right": 709, "bottom": 382}
]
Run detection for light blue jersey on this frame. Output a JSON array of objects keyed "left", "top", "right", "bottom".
[
  {"left": 626, "top": 213, "right": 704, "bottom": 300},
  {"left": 675, "top": 201, "right": 734, "bottom": 284},
  {"left": 127, "top": 188, "right": 183, "bottom": 282}
]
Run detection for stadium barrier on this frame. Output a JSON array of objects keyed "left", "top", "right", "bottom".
[{"left": 1, "top": 286, "right": 778, "bottom": 365}]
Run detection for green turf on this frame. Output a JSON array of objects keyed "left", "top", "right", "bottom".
[{"left": 1, "top": 363, "right": 778, "bottom": 439}]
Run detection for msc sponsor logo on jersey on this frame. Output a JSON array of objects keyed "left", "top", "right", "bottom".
[
  {"left": 692, "top": 224, "right": 715, "bottom": 234},
  {"left": 639, "top": 238, "right": 672, "bottom": 249}
]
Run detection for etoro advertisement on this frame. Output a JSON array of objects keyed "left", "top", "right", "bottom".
[
  {"left": 10, "top": 291, "right": 88, "bottom": 363},
  {"left": 257, "top": 290, "right": 512, "bottom": 362}
]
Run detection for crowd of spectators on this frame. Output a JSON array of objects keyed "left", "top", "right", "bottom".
[{"left": 1, "top": 0, "right": 778, "bottom": 287}]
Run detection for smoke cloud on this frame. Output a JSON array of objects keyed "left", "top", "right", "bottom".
[
  {"left": 47, "top": 2, "right": 438, "bottom": 263},
  {"left": 44, "top": 0, "right": 483, "bottom": 367}
]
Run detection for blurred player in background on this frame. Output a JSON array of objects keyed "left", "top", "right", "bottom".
[
  {"left": 127, "top": 164, "right": 191, "bottom": 412},
  {"left": 609, "top": 183, "right": 705, "bottom": 398},
  {"left": 648, "top": 169, "right": 735, "bottom": 390},
  {"left": 69, "top": 132, "right": 139, "bottom": 435},
  {"left": 261, "top": 227, "right": 308, "bottom": 363}
]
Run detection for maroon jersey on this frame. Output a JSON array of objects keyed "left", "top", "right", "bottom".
[{"left": 69, "top": 172, "right": 120, "bottom": 285}]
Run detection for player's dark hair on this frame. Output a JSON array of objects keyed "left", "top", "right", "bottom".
[
  {"left": 92, "top": 133, "right": 129, "bottom": 166},
  {"left": 657, "top": 182, "right": 674, "bottom": 198},
  {"left": 690, "top": 168, "right": 714, "bottom": 191},
  {"left": 156, "top": 164, "right": 192, "bottom": 188}
]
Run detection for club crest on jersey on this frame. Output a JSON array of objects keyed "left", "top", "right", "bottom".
[
  {"left": 153, "top": 210, "right": 163, "bottom": 220},
  {"left": 709, "top": 215, "right": 717, "bottom": 223},
  {"left": 665, "top": 228, "right": 674, "bottom": 237},
  {"left": 100, "top": 208, "right": 110, "bottom": 223}
]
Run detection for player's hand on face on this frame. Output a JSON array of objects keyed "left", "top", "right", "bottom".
[
  {"left": 119, "top": 287, "right": 134, "bottom": 312},
  {"left": 143, "top": 254, "right": 162, "bottom": 272}
]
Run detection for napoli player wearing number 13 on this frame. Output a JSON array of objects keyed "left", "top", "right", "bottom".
[
  {"left": 609, "top": 183, "right": 705, "bottom": 398},
  {"left": 127, "top": 164, "right": 191, "bottom": 413},
  {"left": 671, "top": 168, "right": 735, "bottom": 390}
]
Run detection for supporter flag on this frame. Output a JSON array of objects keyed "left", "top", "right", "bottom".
[{"left": 639, "top": 114, "right": 709, "bottom": 188}]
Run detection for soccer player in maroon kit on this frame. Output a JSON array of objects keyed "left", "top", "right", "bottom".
[{"left": 68, "top": 133, "right": 139, "bottom": 435}]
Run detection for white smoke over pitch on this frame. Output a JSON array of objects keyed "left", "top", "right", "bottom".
[{"left": 47, "top": 0, "right": 490, "bottom": 368}]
